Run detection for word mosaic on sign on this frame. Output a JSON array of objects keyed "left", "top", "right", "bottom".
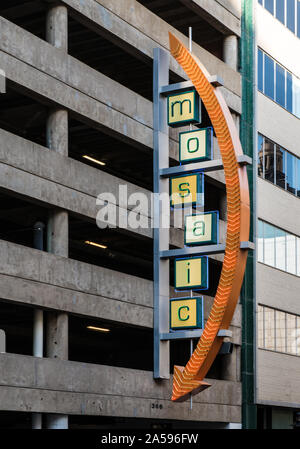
[
  {"left": 168, "top": 90, "right": 219, "bottom": 331},
  {"left": 153, "top": 33, "right": 250, "bottom": 402}
]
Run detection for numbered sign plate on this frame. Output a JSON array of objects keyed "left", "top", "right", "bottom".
[
  {"left": 185, "top": 211, "right": 219, "bottom": 246},
  {"left": 174, "top": 256, "right": 208, "bottom": 291},
  {"left": 170, "top": 296, "right": 204, "bottom": 330}
]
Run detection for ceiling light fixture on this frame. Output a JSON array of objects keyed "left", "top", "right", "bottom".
[
  {"left": 85, "top": 240, "right": 107, "bottom": 249},
  {"left": 82, "top": 155, "right": 106, "bottom": 166},
  {"left": 87, "top": 326, "right": 110, "bottom": 333}
]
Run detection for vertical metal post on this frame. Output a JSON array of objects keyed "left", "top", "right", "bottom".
[
  {"left": 32, "top": 222, "right": 45, "bottom": 430},
  {"left": 153, "top": 48, "right": 170, "bottom": 379}
]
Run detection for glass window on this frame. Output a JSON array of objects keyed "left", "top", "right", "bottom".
[
  {"left": 275, "top": 146, "right": 286, "bottom": 188},
  {"left": 286, "top": 152, "right": 296, "bottom": 194},
  {"left": 265, "top": 0, "right": 274, "bottom": 14},
  {"left": 276, "top": 310, "right": 286, "bottom": 352},
  {"left": 258, "top": 0, "right": 263, "bottom": 4},
  {"left": 297, "top": 316, "right": 300, "bottom": 355},
  {"left": 257, "top": 134, "right": 264, "bottom": 177},
  {"left": 258, "top": 49, "right": 264, "bottom": 92},
  {"left": 276, "top": 0, "right": 285, "bottom": 23},
  {"left": 276, "top": 64, "right": 286, "bottom": 107},
  {"left": 264, "top": 222, "right": 275, "bottom": 266},
  {"left": 258, "top": 220, "right": 264, "bottom": 263},
  {"left": 292, "top": 74, "right": 300, "bottom": 118},
  {"left": 264, "top": 54, "right": 275, "bottom": 99},
  {"left": 275, "top": 227, "right": 286, "bottom": 271},
  {"left": 297, "top": 1, "right": 300, "bottom": 38},
  {"left": 297, "top": 156, "right": 300, "bottom": 197},
  {"left": 287, "top": 0, "right": 296, "bottom": 32},
  {"left": 258, "top": 305, "right": 264, "bottom": 348},
  {"left": 297, "top": 237, "right": 300, "bottom": 276},
  {"left": 286, "top": 233, "right": 296, "bottom": 274},
  {"left": 264, "top": 138, "right": 275, "bottom": 183},
  {"left": 265, "top": 307, "right": 275, "bottom": 350},
  {"left": 287, "top": 313, "right": 297, "bottom": 354},
  {"left": 286, "top": 71, "right": 293, "bottom": 113}
]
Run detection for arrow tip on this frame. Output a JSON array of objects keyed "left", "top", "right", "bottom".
[{"left": 172, "top": 366, "right": 211, "bottom": 402}]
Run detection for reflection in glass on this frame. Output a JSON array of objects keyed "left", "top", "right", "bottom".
[
  {"left": 264, "top": 54, "right": 274, "bottom": 99},
  {"left": 276, "top": 64, "right": 285, "bottom": 107},
  {"left": 297, "top": 158, "right": 300, "bottom": 197},
  {"left": 287, "top": 314, "right": 297, "bottom": 354},
  {"left": 258, "top": 305, "right": 264, "bottom": 348},
  {"left": 258, "top": 220, "right": 264, "bottom": 263},
  {"left": 297, "top": 0, "right": 300, "bottom": 38},
  {"left": 275, "top": 227, "right": 286, "bottom": 271},
  {"left": 292, "top": 74, "right": 300, "bottom": 118},
  {"left": 265, "top": 308, "right": 275, "bottom": 350},
  {"left": 287, "top": 0, "right": 296, "bottom": 32},
  {"left": 286, "top": 152, "right": 296, "bottom": 194},
  {"left": 286, "top": 234, "right": 296, "bottom": 274},
  {"left": 265, "top": 0, "right": 274, "bottom": 14},
  {"left": 297, "top": 317, "right": 300, "bottom": 355},
  {"left": 276, "top": 0, "right": 285, "bottom": 23},
  {"left": 264, "top": 139, "right": 275, "bottom": 182},
  {"left": 286, "top": 71, "right": 293, "bottom": 113},
  {"left": 275, "top": 146, "right": 286, "bottom": 188},
  {"left": 276, "top": 310, "right": 286, "bottom": 352},
  {"left": 264, "top": 223, "right": 275, "bottom": 266},
  {"left": 258, "top": 49, "right": 263, "bottom": 92},
  {"left": 257, "top": 134, "right": 264, "bottom": 177}
]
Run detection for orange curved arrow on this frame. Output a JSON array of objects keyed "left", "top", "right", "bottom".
[{"left": 169, "top": 32, "right": 250, "bottom": 402}]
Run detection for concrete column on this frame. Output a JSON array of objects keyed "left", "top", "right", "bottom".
[
  {"left": 46, "top": 312, "right": 68, "bottom": 360},
  {"left": 32, "top": 222, "right": 45, "bottom": 429},
  {"left": 221, "top": 345, "right": 238, "bottom": 382},
  {"left": 46, "top": 109, "right": 68, "bottom": 156},
  {"left": 223, "top": 35, "right": 238, "bottom": 71},
  {"left": 46, "top": 5, "right": 68, "bottom": 51},
  {"left": 45, "top": 4, "right": 69, "bottom": 430},
  {"left": 0, "top": 329, "right": 5, "bottom": 353},
  {"left": 45, "top": 415, "right": 68, "bottom": 430}
]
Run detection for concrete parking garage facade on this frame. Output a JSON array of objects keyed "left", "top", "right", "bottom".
[{"left": 0, "top": 0, "right": 248, "bottom": 429}]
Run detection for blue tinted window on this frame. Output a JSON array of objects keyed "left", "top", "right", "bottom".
[
  {"left": 265, "top": 0, "right": 274, "bottom": 14},
  {"left": 264, "top": 54, "right": 274, "bottom": 99},
  {"left": 258, "top": 49, "right": 263, "bottom": 91},
  {"left": 258, "top": 0, "right": 263, "bottom": 4},
  {"left": 276, "top": 0, "right": 285, "bottom": 23},
  {"left": 297, "top": 1, "right": 300, "bottom": 37},
  {"left": 287, "top": 0, "right": 296, "bottom": 32},
  {"left": 258, "top": 134, "right": 264, "bottom": 177},
  {"left": 297, "top": 158, "right": 300, "bottom": 197},
  {"left": 276, "top": 147, "right": 286, "bottom": 189},
  {"left": 264, "top": 138, "right": 275, "bottom": 183},
  {"left": 276, "top": 64, "right": 286, "bottom": 107},
  {"left": 286, "top": 152, "right": 296, "bottom": 194},
  {"left": 286, "top": 71, "right": 293, "bottom": 112}
]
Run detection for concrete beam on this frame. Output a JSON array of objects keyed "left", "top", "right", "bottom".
[
  {"left": 179, "top": 0, "right": 241, "bottom": 36},
  {"left": 0, "top": 240, "right": 241, "bottom": 343},
  {"left": 65, "top": 0, "right": 241, "bottom": 98},
  {"left": 0, "top": 128, "right": 226, "bottom": 247},
  {"left": 0, "top": 353, "right": 242, "bottom": 422},
  {"left": 0, "top": 131, "right": 152, "bottom": 240},
  {"left": 0, "top": 16, "right": 240, "bottom": 162}
]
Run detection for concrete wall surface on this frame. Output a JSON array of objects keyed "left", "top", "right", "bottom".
[
  {"left": 257, "top": 349, "right": 300, "bottom": 407},
  {"left": 0, "top": 353, "right": 241, "bottom": 422}
]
